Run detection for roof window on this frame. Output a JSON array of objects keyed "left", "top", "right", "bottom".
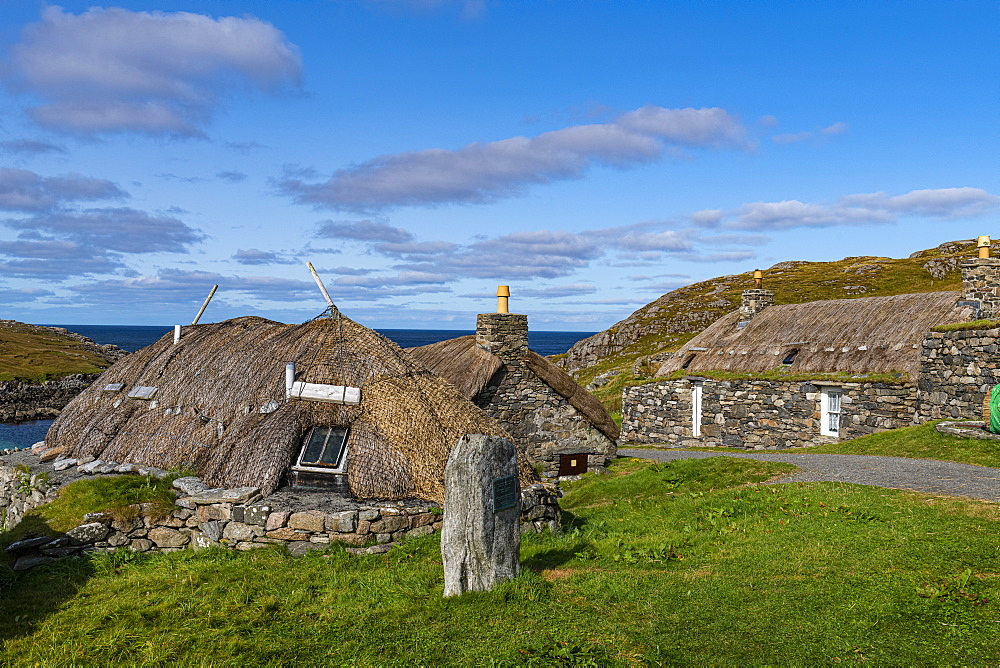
[
  {"left": 782, "top": 348, "right": 799, "bottom": 365},
  {"left": 681, "top": 354, "right": 697, "bottom": 369},
  {"left": 293, "top": 426, "right": 349, "bottom": 474}
]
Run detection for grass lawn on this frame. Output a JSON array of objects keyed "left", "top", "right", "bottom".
[
  {"left": 4, "top": 456, "right": 1000, "bottom": 664},
  {"left": 775, "top": 422, "right": 1000, "bottom": 470}
]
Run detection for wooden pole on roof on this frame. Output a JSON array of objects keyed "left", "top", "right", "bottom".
[
  {"left": 306, "top": 262, "right": 339, "bottom": 316},
  {"left": 191, "top": 285, "right": 219, "bottom": 325}
]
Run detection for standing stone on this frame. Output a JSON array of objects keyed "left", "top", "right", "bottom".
[{"left": 442, "top": 433, "right": 520, "bottom": 597}]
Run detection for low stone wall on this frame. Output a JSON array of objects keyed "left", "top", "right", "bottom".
[
  {"left": 621, "top": 378, "right": 917, "bottom": 449},
  {"left": 2, "top": 448, "right": 563, "bottom": 571},
  {"left": 0, "top": 462, "right": 58, "bottom": 531},
  {"left": 0, "top": 374, "right": 102, "bottom": 422},
  {"left": 916, "top": 328, "right": 1000, "bottom": 421}
]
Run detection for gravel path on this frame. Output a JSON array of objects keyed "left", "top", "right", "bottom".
[{"left": 618, "top": 448, "right": 1000, "bottom": 503}]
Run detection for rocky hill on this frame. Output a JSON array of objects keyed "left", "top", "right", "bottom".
[{"left": 563, "top": 238, "right": 990, "bottom": 414}]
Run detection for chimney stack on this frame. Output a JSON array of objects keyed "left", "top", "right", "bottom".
[
  {"left": 959, "top": 236, "right": 1000, "bottom": 319},
  {"left": 476, "top": 285, "right": 528, "bottom": 359},
  {"left": 739, "top": 269, "right": 774, "bottom": 325}
]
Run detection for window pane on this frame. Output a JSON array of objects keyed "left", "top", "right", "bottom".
[
  {"left": 299, "top": 426, "right": 349, "bottom": 469},
  {"left": 828, "top": 412, "right": 840, "bottom": 433},
  {"left": 829, "top": 392, "right": 842, "bottom": 412},
  {"left": 300, "top": 428, "right": 330, "bottom": 466}
]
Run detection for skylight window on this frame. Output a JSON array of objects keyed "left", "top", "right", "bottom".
[
  {"left": 782, "top": 348, "right": 799, "bottom": 365},
  {"left": 294, "top": 426, "right": 349, "bottom": 474}
]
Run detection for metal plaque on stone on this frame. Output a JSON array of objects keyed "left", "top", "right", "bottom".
[{"left": 492, "top": 474, "right": 517, "bottom": 512}]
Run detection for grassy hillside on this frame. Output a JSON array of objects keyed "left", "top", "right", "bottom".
[
  {"left": 0, "top": 320, "right": 119, "bottom": 383},
  {"left": 5, "top": 453, "right": 1000, "bottom": 664},
  {"left": 566, "top": 238, "right": 990, "bottom": 416}
]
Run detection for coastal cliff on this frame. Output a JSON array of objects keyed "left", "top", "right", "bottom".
[{"left": 0, "top": 320, "right": 126, "bottom": 423}]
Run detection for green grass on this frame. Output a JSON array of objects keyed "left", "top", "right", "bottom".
[
  {"left": 931, "top": 319, "right": 1000, "bottom": 333},
  {"left": 5, "top": 456, "right": 1000, "bottom": 664},
  {"left": 0, "top": 474, "right": 181, "bottom": 565},
  {"left": 0, "top": 321, "right": 112, "bottom": 382},
  {"left": 775, "top": 421, "right": 1000, "bottom": 469}
]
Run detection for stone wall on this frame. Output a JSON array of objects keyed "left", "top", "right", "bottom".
[
  {"left": 621, "top": 378, "right": 917, "bottom": 449},
  {"left": 915, "top": 327, "right": 1000, "bottom": 421},
  {"left": 477, "top": 367, "right": 616, "bottom": 478},
  {"left": 474, "top": 312, "right": 616, "bottom": 479},
  {"left": 0, "top": 463, "right": 58, "bottom": 531},
  {"left": 959, "top": 258, "right": 1000, "bottom": 319},
  {"left": 2, "top": 448, "right": 562, "bottom": 571},
  {"left": 0, "top": 374, "right": 101, "bottom": 422},
  {"left": 739, "top": 288, "right": 774, "bottom": 321}
]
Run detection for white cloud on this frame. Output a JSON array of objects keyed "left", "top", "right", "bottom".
[
  {"left": 0, "top": 168, "right": 127, "bottom": 212},
  {"left": 820, "top": 121, "right": 849, "bottom": 135},
  {"left": 726, "top": 187, "right": 1000, "bottom": 230},
  {"left": 771, "top": 121, "right": 849, "bottom": 145},
  {"left": 520, "top": 284, "right": 597, "bottom": 298},
  {"left": 7, "top": 6, "right": 301, "bottom": 137},
  {"left": 279, "top": 106, "right": 749, "bottom": 211}
]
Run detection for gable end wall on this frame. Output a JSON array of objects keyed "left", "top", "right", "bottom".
[{"left": 477, "top": 364, "right": 616, "bottom": 478}]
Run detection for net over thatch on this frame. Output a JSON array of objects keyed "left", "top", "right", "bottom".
[
  {"left": 47, "top": 315, "right": 537, "bottom": 502},
  {"left": 657, "top": 291, "right": 974, "bottom": 378},
  {"left": 407, "top": 335, "right": 619, "bottom": 441}
]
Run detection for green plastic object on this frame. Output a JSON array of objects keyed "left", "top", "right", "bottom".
[{"left": 990, "top": 384, "right": 1000, "bottom": 434}]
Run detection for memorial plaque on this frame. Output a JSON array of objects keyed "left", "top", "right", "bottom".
[{"left": 492, "top": 474, "right": 517, "bottom": 512}]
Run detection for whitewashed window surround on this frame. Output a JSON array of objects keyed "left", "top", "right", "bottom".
[{"left": 820, "top": 387, "right": 843, "bottom": 436}]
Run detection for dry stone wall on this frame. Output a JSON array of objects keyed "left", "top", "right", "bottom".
[
  {"left": 916, "top": 327, "right": 1000, "bottom": 421},
  {"left": 622, "top": 378, "right": 917, "bottom": 449},
  {"left": 2, "top": 447, "right": 561, "bottom": 571},
  {"left": 475, "top": 312, "right": 616, "bottom": 479}
]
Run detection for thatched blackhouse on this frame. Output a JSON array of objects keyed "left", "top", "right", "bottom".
[
  {"left": 621, "top": 243, "right": 1000, "bottom": 449},
  {"left": 46, "top": 314, "right": 536, "bottom": 502},
  {"left": 657, "top": 291, "right": 973, "bottom": 378},
  {"left": 407, "top": 290, "right": 618, "bottom": 479}
]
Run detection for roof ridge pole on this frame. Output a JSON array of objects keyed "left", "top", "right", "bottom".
[
  {"left": 191, "top": 284, "right": 219, "bottom": 325},
  {"left": 306, "top": 262, "right": 340, "bottom": 318}
]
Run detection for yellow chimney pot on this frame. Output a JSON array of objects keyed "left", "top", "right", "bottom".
[
  {"left": 496, "top": 285, "right": 510, "bottom": 313},
  {"left": 978, "top": 236, "right": 991, "bottom": 259},
  {"left": 753, "top": 269, "right": 763, "bottom": 289}
]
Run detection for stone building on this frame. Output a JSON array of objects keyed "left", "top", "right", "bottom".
[
  {"left": 408, "top": 288, "right": 618, "bottom": 479},
  {"left": 621, "top": 237, "right": 1000, "bottom": 449}
]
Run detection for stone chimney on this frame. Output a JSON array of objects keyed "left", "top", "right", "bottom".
[
  {"left": 476, "top": 286, "right": 528, "bottom": 359},
  {"left": 959, "top": 236, "right": 1000, "bottom": 319},
  {"left": 739, "top": 269, "right": 774, "bottom": 324}
]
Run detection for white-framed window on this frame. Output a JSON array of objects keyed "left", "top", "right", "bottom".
[
  {"left": 293, "top": 426, "right": 349, "bottom": 474},
  {"left": 691, "top": 382, "right": 703, "bottom": 437},
  {"left": 820, "top": 388, "right": 842, "bottom": 436}
]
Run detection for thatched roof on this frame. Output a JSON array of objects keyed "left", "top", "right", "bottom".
[
  {"left": 407, "top": 335, "right": 619, "bottom": 441},
  {"left": 48, "top": 316, "right": 537, "bottom": 502},
  {"left": 657, "top": 291, "right": 974, "bottom": 378}
]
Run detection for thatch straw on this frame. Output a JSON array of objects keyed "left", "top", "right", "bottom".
[
  {"left": 48, "top": 315, "right": 538, "bottom": 502},
  {"left": 408, "top": 336, "right": 619, "bottom": 441},
  {"left": 658, "top": 291, "right": 973, "bottom": 378},
  {"left": 404, "top": 335, "right": 502, "bottom": 400}
]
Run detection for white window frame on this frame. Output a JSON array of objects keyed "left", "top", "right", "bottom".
[
  {"left": 820, "top": 387, "right": 843, "bottom": 436},
  {"left": 691, "top": 382, "right": 703, "bottom": 437},
  {"left": 292, "top": 426, "right": 350, "bottom": 474}
]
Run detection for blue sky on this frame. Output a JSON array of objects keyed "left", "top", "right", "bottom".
[{"left": 0, "top": 1, "right": 996, "bottom": 329}]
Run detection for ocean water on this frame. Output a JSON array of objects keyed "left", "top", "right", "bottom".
[{"left": 1, "top": 324, "right": 594, "bottom": 450}]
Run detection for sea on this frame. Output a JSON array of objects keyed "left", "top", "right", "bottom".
[{"left": 0, "top": 324, "right": 594, "bottom": 451}]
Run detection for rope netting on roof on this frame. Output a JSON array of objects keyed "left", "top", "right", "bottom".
[{"left": 48, "top": 313, "right": 536, "bottom": 502}]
